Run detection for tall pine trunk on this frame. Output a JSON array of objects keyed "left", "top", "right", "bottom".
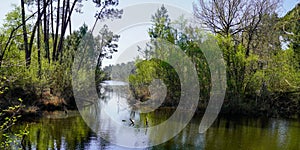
[
  {"left": 53, "top": 0, "right": 60, "bottom": 61},
  {"left": 44, "top": 0, "right": 50, "bottom": 64},
  {"left": 37, "top": 0, "right": 42, "bottom": 78},
  {"left": 21, "top": 0, "right": 30, "bottom": 67}
]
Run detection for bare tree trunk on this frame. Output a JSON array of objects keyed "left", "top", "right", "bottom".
[
  {"left": 56, "top": 0, "right": 67, "bottom": 61},
  {"left": 69, "top": 15, "right": 72, "bottom": 35},
  {"left": 57, "top": 0, "right": 66, "bottom": 60},
  {"left": 57, "top": 0, "right": 78, "bottom": 61},
  {"left": 21, "top": 0, "right": 30, "bottom": 67},
  {"left": 37, "top": 0, "right": 42, "bottom": 78},
  {"left": 44, "top": 0, "right": 50, "bottom": 64},
  {"left": 50, "top": 0, "right": 55, "bottom": 42},
  {"left": 53, "top": 0, "right": 60, "bottom": 61},
  {"left": 68, "top": 0, "right": 72, "bottom": 35},
  {"left": 28, "top": 0, "right": 51, "bottom": 59}
]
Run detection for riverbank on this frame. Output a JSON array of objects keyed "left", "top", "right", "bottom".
[
  {"left": 3, "top": 99, "right": 299, "bottom": 121},
  {"left": 0, "top": 88, "right": 77, "bottom": 120},
  {"left": 1, "top": 85, "right": 299, "bottom": 120}
]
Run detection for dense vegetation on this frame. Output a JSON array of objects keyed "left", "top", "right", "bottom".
[
  {"left": 0, "top": 0, "right": 300, "bottom": 149},
  {"left": 0, "top": 0, "right": 122, "bottom": 148},
  {"left": 0, "top": 0, "right": 122, "bottom": 109},
  {"left": 127, "top": 2, "right": 300, "bottom": 117}
]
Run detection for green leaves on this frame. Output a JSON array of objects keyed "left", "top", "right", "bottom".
[
  {"left": 278, "top": 4, "right": 300, "bottom": 69},
  {"left": 0, "top": 97, "right": 26, "bottom": 149}
]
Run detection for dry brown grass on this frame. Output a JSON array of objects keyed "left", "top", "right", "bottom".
[{"left": 43, "top": 96, "right": 66, "bottom": 106}]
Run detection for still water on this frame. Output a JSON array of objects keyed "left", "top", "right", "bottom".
[{"left": 15, "top": 81, "right": 300, "bottom": 149}]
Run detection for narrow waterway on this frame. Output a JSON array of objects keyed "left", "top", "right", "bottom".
[{"left": 13, "top": 81, "right": 300, "bottom": 149}]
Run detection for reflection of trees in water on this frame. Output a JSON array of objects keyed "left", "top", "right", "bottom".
[
  {"left": 101, "top": 83, "right": 140, "bottom": 114},
  {"left": 15, "top": 112, "right": 110, "bottom": 149},
  {"left": 99, "top": 83, "right": 130, "bottom": 102},
  {"left": 15, "top": 111, "right": 300, "bottom": 150},
  {"left": 78, "top": 82, "right": 127, "bottom": 109},
  {"left": 99, "top": 82, "right": 176, "bottom": 128},
  {"left": 97, "top": 84, "right": 112, "bottom": 104}
]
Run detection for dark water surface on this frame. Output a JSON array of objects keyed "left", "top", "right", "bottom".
[
  {"left": 14, "top": 111, "right": 300, "bottom": 150},
  {"left": 13, "top": 81, "right": 300, "bottom": 149}
]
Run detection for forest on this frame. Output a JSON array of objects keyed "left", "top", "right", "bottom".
[
  {"left": 107, "top": 1, "right": 300, "bottom": 117},
  {"left": 0, "top": 0, "right": 300, "bottom": 149}
]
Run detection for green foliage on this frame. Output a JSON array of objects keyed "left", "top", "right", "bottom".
[
  {"left": 216, "top": 35, "right": 248, "bottom": 103},
  {"left": 0, "top": 1, "right": 121, "bottom": 148},
  {"left": 129, "top": 6, "right": 211, "bottom": 106},
  {"left": 0, "top": 0, "right": 299, "bottom": 122},
  {"left": 278, "top": 3, "right": 300, "bottom": 69},
  {"left": 265, "top": 49, "right": 300, "bottom": 92},
  {"left": 130, "top": 4, "right": 300, "bottom": 116},
  {"left": 149, "top": 5, "right": 174, "bottom": 42},
  {"left": 103, "top": 62, "right": 135, "bottom": 81},
  {"left": 0, "top": 81, "right": 28, "bottom": 149},
  {"left": 129, "top": 58, "right": 180, "bottom": 105},
  {"left": 129, "top": 60, "right": 159, "bottom": 87}
]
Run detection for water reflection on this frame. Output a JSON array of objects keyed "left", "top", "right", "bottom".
[
  {"left": 11, "top": 81, "right": 300, "bottom": 149},
  {"left": 17, "top": 111, "right": 111, "bottom": 150},
  {"left": 81, "top": 81, "right": 199, "bottom": 148},
  {"left": 14, "top": 111, "right": 300, "bottom": 150}
]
